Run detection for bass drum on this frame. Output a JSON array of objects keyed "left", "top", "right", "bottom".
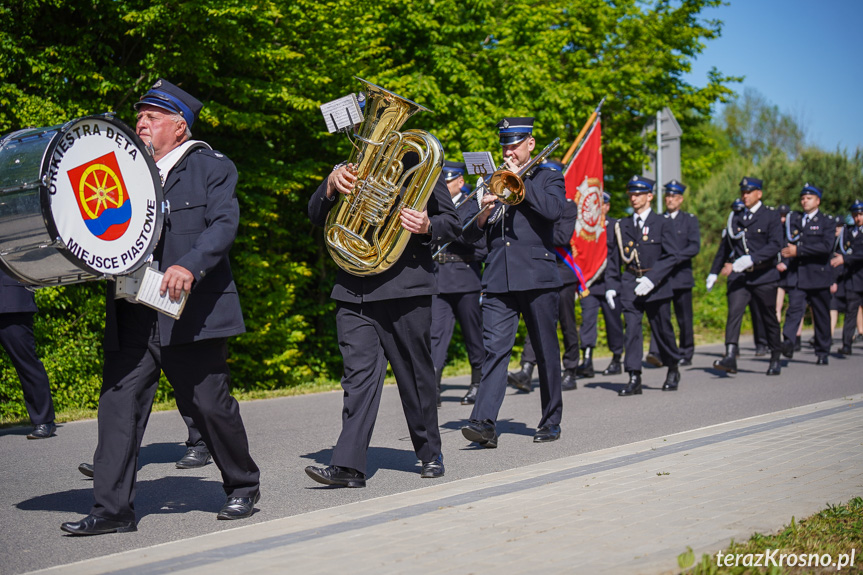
[{"left": 0, "top": 114, "right": 163, "bottom": 286}]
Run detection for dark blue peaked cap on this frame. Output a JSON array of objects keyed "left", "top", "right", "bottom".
[
  {"left": 602, "top": 191, "right": 611, "bottom": 204},
  {"left": 850, "top": 199, "right": 863, "bottom": 213},
  {"left": 543, "top": 159, "right": 565, "bottom": 172},
  {"left": 664, "top": 179, "right": 686, "bottom": 195},
  {"left": 739, "top": 176, "right": 763, "bottom": 192},
  {"left": 626, "top": 175, "right": 655, "bottom": 193},
  {"left": 497, "top": 117, "right": 534, "bottom": 146},
  {"left": 443, "top": 161, "right": 465, "bottom": 182},
  {"left": 135, "top": 78, "right": 202, "bottom": 128},
  {"left": 800, "top": 183, "right": 822, "bottom": 198},
  {"left": 732, "top": 198, "right": 745, "bottom": 212}
]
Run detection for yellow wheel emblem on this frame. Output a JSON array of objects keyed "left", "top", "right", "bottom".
[{"left": 78, "top": 163, "right": 125, "bottom": 219}]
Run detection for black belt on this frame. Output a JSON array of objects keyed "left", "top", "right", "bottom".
[
  {"left": 626, "top": 265, "right": 652, "bottom": 276},
  {"left": 435, "top": 253, "right": 475, "bottom": 264}
]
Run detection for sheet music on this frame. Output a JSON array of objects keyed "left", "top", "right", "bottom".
[
  {"left": 135, "top": 267, "right": 187, "bottom": 319},
  {"left": 320, "top": 94, "right": 364, "bottom": 133},
  {"left": 462, "top": 152, "right": 495, "bottom": 177}
]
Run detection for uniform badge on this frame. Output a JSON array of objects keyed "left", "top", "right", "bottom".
[
  {"left": 502, "top": 119, "right": 510, "bottom": 129},
  {"left": 153, "top": 79, "right": 162, "bottom": 88},
  {"left": 642, "top": 226, "right": 649, "bottom": 237}
]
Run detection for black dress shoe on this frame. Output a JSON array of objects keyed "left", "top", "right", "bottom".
[
  {"left": 461, "top": 419, "right": 497, "bottom": 448},
  {"left": 816, "top": 355, "right": 829, "bottom": 365},
  {"left": 781, "top": 338, "right": 795, "bottom": 359},
  {"left": 533, "top": 424, "right": 561, "bottom": 443},
  {"left": 217, "top": 491, "right": 260, "bottom": 520},
  {"left": 838, "top": 345, "right": 852, "bottom": 356},
  {"left": 576, "top": 348, "right": 595, "bottom": 378},
  {"left": 78, "top": 462, "right": 94, "bottom": 478},
  {"left": 461, "top": 382, "right": 479, "bottom": 405},
  {"left": 662, "top": 367, "right": 680, "bottom": 391},
  {"left": 713, "top": 343, "right": 738, "bottom": 374},
  {"left": 766, "top": 352, "right": 782, "bottom": 376},
  {"left": 507, "top": 362, "right": 534, "bottom": 393},
  {"left": 619, "top": 372, "right": 642, "bottom": 396},
  {"left": 602, "top": 354, "right": 622, "bottom": 376},
  {"left": 27, "top": 423, "right": 55, "bottom": 439},
  {"left": 678, "top": 358, "right": 692, "bottom": 367},
  {"left": 754, "top": 344, "right": 768, "bottom": 357},
  {"left": 561, "top": 368, "right": 578, "bottom": 391},
  {"left": 644, "top": 353, "right": 662, "bottom": 368},
  {"left": 176, "top": 447, "right": 211, "bottom": 469},
  {"left": 420, "top": 454, "right": 445, "bottom": 478},
  {"left": 61, "top": 514, "right": 136, "bottom": 536},
  {"left": 305, "top": 465, "right": 366, "bottom": 488}
]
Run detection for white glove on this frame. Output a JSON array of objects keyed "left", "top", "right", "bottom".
[
  {"left": 706, "top": 273, "right": 718, "bottom": 292},
  {"left": 634, "top": 276, "right": 655, "bottom": 296},
  {"left": 732, "top": 255, "right": 753, "bottom": 273},
  {"left": 605, "top": 290, "right": 617, "bottom": 310}
]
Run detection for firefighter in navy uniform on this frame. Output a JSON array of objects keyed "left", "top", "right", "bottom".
[
  {"left": 606, "top": 176, "right": 682, "bottom": 396},
  {"left": 832, "top": 200, "right": 863, "bottom": 354},
  {"left": 578, "top": 192, "right": 624, "bottom": 378},
  {"left": 430, "top": 161, "right": 487, "bottom": 406},
  {"left": 645, "top": 180, "right": 700, "bottom": 367},
  {"left": 710, "top": 177, "right": 784, "bottom": 376},
  {"left": 461, "top": 117, "right": 565, "bottom": 448},
  {"left": 780, "top": 184, "right": 836, "bottom": 364},
  {"left": 507, "top": 160, "right": 579, "bottom": 392}
]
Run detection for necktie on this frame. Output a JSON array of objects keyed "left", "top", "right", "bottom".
[
  {"left": 744, "top": 209, "right": 752, "bottom": 221},
  {"left": 802, "top": 215, "right": 809, "bottom": 228},
  {"left": 636, "top": 216, "right": 643, "bottom": 230}
]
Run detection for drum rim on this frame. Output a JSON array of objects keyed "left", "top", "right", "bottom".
[{"left": 39, "top": 113, "right": 165, "bottom": 280}]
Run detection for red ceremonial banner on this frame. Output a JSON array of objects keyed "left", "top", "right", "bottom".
[{"left": 563, "top": 120, "right": 606, "bottom": 288}]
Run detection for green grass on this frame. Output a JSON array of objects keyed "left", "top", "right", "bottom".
[{"left": 678, "top": 497, "right": 863, "bottom": 574}]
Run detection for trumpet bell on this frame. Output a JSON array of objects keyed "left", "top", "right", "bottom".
[{"left": 488, "top": 170, "right": 524, "bottom": 205}]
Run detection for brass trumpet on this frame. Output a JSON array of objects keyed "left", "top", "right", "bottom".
[{"left": 433, "top": 138, "right": 561, "bottom": 257}]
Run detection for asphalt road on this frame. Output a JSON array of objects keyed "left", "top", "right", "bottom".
[{"left": 2, "top": 337, "right": 861, "bottom": 575}]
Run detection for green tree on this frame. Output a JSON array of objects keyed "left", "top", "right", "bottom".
[{"left": 721, "top": 86, "right": 806, "bottom": 163}]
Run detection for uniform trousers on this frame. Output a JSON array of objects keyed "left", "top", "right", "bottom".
[
  {"left": 430, "top": 291, "right": 485, "bottom": 373},
  {"left": 726, "top": 283, "right": 782, "bottom": 351},
  {"left": 783, "top": 287, "right": 832, "bottom": 355},
  {"left": 332, "top": 298, "right": 440, "bottom": 475},
  {"left": 649, "top": 288, "right": 695, "bottom": 361},
  {"left": 471, "top": 289, "right": 563, "bottom": 428},
  {"left": 522, "top": 281, "right": 579, "bottom": 370},
  {"left": 843, "top": 289, "right": 863, "bottom": 348},
  {"left": 580, "top": 290, "right": 624, "bottom": 354},
  {"left": 622, "top": 296, "right": 680, "bottom": 373},
  {"left": 0, "top": 313, "right": 54, "bottom": 425},
  {"left": 92, "top": 318, "right": 259, "bottom": 522}
]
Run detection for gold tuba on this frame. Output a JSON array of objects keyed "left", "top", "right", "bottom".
[{"left": 324, "top": 78, "right": 443, "bottom": 276}]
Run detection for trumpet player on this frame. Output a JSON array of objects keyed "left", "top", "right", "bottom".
[{"left": 460, "top": 117, "right": 566, "bottom": 448}]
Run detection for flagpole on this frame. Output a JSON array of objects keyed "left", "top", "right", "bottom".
[{"left": 562, "top": 97, "right": 606, "bottom": 167}]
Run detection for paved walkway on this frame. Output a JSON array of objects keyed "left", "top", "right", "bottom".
[{"left": 27, "top": 394, "right": 863, "bottom": 575}]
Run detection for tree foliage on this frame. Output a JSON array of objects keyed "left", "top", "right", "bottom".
[
  {"left": 0, "top": 0, "right": 736, "bottom": 417},
  {"left": 721, "top": 86, "right": 806, "bottom": 163}
]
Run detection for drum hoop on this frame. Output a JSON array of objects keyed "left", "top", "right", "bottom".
[{"left": 37, "top": 113, "right": 165, "bottom": 279}]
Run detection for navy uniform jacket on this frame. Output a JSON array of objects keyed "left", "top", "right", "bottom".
[
  {"left": 308, "top": 173, "right": 460, "bottom": 301},
  {"left": 462, "top": 168, "right": 565, "bottom": 294},
  {"left": 591, "top": 216, "right": 618, "bottom": 294},
  {"left": 434, "top": 191, "right": 487, "bottom": 294},
  {"left": 783, "top": 211, "right": 835, "bottom": 290},
  {"left": 665, "top": 211, "right": 701, "bottom": 290},
  {"left": 607, "top": 210, "right": 678, "bottom": 303},
  {"left": 840, "top": 225, "right": 863, "bottom": 293},
  {"left": 0, "top": 270, "right": 38, "bottom": 314},
  {"left": 715, "top": 205, "right": 783, "bottom": 286},
  {"left": 105, "top": 146, "right": 246, "bottom": 350},
  {"left": 552, "top": 198, "right": 579, "bottom": 286}
]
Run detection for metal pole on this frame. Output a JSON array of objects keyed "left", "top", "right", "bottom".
[{"left": 656, "top": 110, "right": 663, "bottom": 214}]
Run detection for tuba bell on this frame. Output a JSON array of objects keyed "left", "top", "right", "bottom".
[{"left": 324, "top": 78, "right": 443, "bottom": 276}]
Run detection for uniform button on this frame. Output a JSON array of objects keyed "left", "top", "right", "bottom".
[
  {"left": 506, "top": 227, "right": 510, "bottom": 231},
  {"left": 506, "top": 242, "right": 511, "bottom": 246}
]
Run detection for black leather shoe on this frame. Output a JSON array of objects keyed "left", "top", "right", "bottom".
[
  {"left": 713, "top": 343, "right": 738, "bottom": 374},
  {"left": 576, "top": 348, "right": 595, "bottom": 378},
  {"left": 645, "top": 353, "right": 662, "bottom": 368},
  {"left": 816, "top": 355, "right": 829, "bottom": 365},
  {"left": 78, "top": 462, "right": 94, "bottom": 478},
  {"left": 602, "top": 354, "right": 622, "bottom": 376},
  {"left": 461, "top": 382, "right": 479, "bottom": 405},
  {"left": 176, "top": 447, "right": 211, "bottom": 469},
  {"left": 507, "top": 362, "right": 534, "bottom": 393},
  {"left": 461, "top": 419, "right": 497, "bottom": 448},
  {"left": 781, "top": 338, "right": 795, "bottom": 359},
  {"left": 838, "top": 345, "right": 852, "bottom": 356},
  {"left": 27, "top": 423, "right": 55, "bottom": 439},
  {"left": 533, "top": 424, "right": 561, "bottom": 443},
  {"left": 305, "top": 465, "right": 366, "bottom": 488},
  {"left": 678, "top": 358, "right": 692, "bottom": 367},
  {"left": 766, "top": 352, "right": 782, "bottom": 376},
  {"left": 217, "top": 491, "right": 260, "bottom": 520},
  {"left": 61, "top": 514, "right": 136, "bottom": 536},
  {"left": 561, "top": 368, "right": 578, "bottom": 391},
  {"left": 794, "top": 337, "right": 802, "bottom": 352},
  {"left": 662, "top": 367, "right": 680, "bottom": 391},
  {"left": 754, "top": 344, "right": 768, "bottom": 357},
  {"left": 420, "top": 454, "right": 445, "bottom": 478},
  {"left": 619, "top": 372, "right": 642, "bottom": 396}
]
